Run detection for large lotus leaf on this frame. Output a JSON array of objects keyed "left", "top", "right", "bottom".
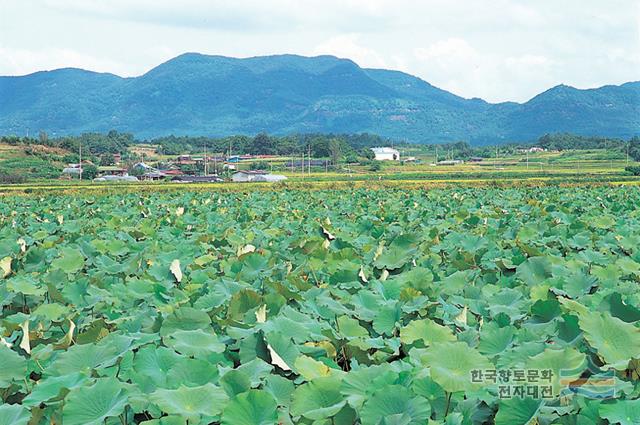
[
  {"left": 374, "top": 245, "right": 413, "bottom": 270},
  {"left": 51, "top": 247, "right": 85, "bottom": 274},
  {"left": 294, "top": 355, "right": 337, "bottom": 381},
  {"left": 62, "top": 378, "right": 128, "bottom": 425},
  {"left": 32, "top": 302, "right": 71, "bottom": 321},
  {"left": 340, "top": 364, "right": 399, "bottom": 409},
  {"left": 22, "top": 372, "right": 88, "bottom": 407},
  {"left": 291, "top": 376, "right": 346, "bottom": 420},
  {"left": 579, "top": 311, "right": 640, "bottom": 369},
  {"left": 263, "top": 374, "right": 295, "bottom": 407},
  {"left": 163, "top": 329, "right": 225, "bottom": 358},
  {"left": 515, "top": 256, "right": 552, "bottom": 286},
  {"left": 420, "top": 342, "right": 492, "bottom": 393},
  {"left": 494, "top": 397, "right": 542, "bottom": 425},
  {"left": 0, "top": 404, "right": 30, "bottom": 425},
  {"left": 150, "top": 384, "right": 228, "bottom": 418},
  {"left": 265, "top": 332, "right": 300, "bottom": 372},
  {"left": 132, "top": 346, "right": 182, "bottom": 392},
  {"left": 359, "top": 385, "right": 430, "bottom": 425},
  {"left": 228, "top": 289, "right": 263, "bottom": 321},
  {"left": 0, "top": 345, "right": 27, "bottom": 387},
  {"left": 336, "top": 315, "right": 369, "bottom": 339},
  {"left": 235, "top": 358, "right": 274, "bottom": 387},
  {"left": 160, "top": 307, "right": 212, "bottom": 337},
  {"left": 437, "top": 270, "right": 473, "bottom": 295},
  {"left": 526, "top": 347, "right": 586, "bottom": 396},
  {"left": 606, "top": 293, "right": 640, "bottom": 323},
  {"left": 599, "top": 399, "right": 640, "bottom": 425},
  {"left": 5, "top": 276, "right": 47, "bottom": 296},
  {"left": 478, "top": 323, "right": 514, "bottom": 356},
  {"left": 400, "top": 318, "right": 455, "bottom": 346},
  {"left": 165, "top": 357, "right": 220, "bottom": 388},
  {"left": 220, "top": 369, "right": 252, "bottom": 397},
  {"left": 372, "top": 303, "right": 401, "bottom": 336},
  {"left": 51, "top": 338, "right": 129, "bottom": 375},
  {"left": 221, "top": 390, "right": 278, "bottom": 425}
]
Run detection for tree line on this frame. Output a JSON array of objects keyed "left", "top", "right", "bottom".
[{"left": 2, "top": 130, "right": 639, "bottom": 161}]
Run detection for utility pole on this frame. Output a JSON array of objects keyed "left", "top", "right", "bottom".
[
  {"left": 526, "top": 150, "right": 529, "bottom": 170},
  {"left": 308, "top": 144, "right": 311, "bottom": 176},
  {"left": 79, "top": 142, "right": 82, "bottom": 181},
  {"left": 435, "top": 145, "right": 438, "bottom": 164},
  {"left": 204, "top": 140, "right": 208, "bottom": 176},
  {"left": 627, "top": 142, "right": 630, "bottom": 164}
]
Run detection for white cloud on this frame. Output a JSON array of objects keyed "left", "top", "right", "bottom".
[
  {"left": 0, "top": 46, "right": 128, "bottom": 76},
  {"left": 312, "top": 35, "right": 388, "bottom": 69}
]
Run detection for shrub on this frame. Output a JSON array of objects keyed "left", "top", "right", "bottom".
[{"left": 0, "top": 173, "right": 26, "bottom": 184}]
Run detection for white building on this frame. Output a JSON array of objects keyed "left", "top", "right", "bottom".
[{"left": 371, "top": 147, "right": 400, "bottom": 161}]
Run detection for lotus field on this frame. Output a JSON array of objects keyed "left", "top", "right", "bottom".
[{"left": 1, "top": 187, "right": 640, "bottom": 425}]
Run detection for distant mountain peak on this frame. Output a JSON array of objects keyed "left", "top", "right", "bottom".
[{"left": 0, "top": 53, "right": 637, "bottom": 142}]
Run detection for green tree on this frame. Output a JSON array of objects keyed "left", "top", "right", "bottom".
[
  {"left": 81, "top": 164, "right": 98, "bottom": 180},
  {"left": 628, "top": 136, "right": 640, "bottom": 161},
  {"left": 100, "top": 154, "right": 115, "bottom": 166},
  {"left": 328, "top": 139, "right": 342, "bottom": 165}
]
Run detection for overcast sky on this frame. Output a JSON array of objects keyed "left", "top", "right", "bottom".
[{"left": 1, "top": 0, "right": 638, "bottom": 102}]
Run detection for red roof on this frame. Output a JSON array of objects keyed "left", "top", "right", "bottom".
[{"left": 162, "top": 169, "right": 183, "bottom": 175}]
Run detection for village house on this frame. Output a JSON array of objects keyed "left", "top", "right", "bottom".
[{"left": 371, "top": 147, "right": 400, "bottom": 161}]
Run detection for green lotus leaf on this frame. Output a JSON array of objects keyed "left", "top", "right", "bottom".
[
  {"left": 32, "top": 302, "right": 71, "bottom": 321},
  {"left": 51, "top": 339, "right": 128, "bottom": 375},
  {"left": 165, "top": 357, "right": 220, "bottom": 388},
  {"left": 515, "top": 256, "right": 552, "bottom": 286},
  {"left": 0, "top": 404, "right": 30, "bottom": 425},
  {"left": 150, "top": 383, "right": 228, "bottom": 418},
  {"left": 164, "top": 329, "right": 225, "bottom": 358},
  {"left": 132, "top": 346, "right": 182, "bottom": 392},
  {"left": 372, "top": 303, "right": 401, "bottom": 336},
  {"left": 336, "top": 315, "right": 369, "bottom": 339},
  {"left": 291, "top": 376, "right": 346, "bottom": 420},
  {"left": 400, "top": 318, "right": 456, "bottom": 346},
  {"left": 607, "top": 293, "right": 640, "bottom": 323},
  {"left": 526, "top": 347, "right": 586, "bottom": 396},
  {"left": 579, "top": 310, "right": 640, "bottom": 369},
  {"left": 5, "top": 276, "right": 47, "bottom": 296},
  {"left": 478, "top": 323, "right": 514, "bottom": 356},
  {"left": 599, "top": 399, "right": 640, "bottom": 425},
  {"left": 294, "top": 355, "right": 334, "bottom": 380},
  {"left": 51, "top": 247, "right": 85, "bottom": 274},
  {"left": 420, "top": 341, "right": 492, "bottom": 393},
  {"left": 340, "top": 364, "right": 399, "bottom": 409},
  {"left": 374, "top": 245, "right": 412, "bottom": 270},
  {"left": 22, "top": 372, "right": 88, "bottom": 407},
  {"left": 221, "top": 390, "right": 278, "bottom": 425},
  {"left": 263, "top": 374, "right": 295, "bottom": 407},
  {"left": 359, "top": 385, "right": 430, "bottom": 425},
  {"left": 220, "top": 369, "right": 252, "bottom": 397},
  {"left": 0, "top": 345, "right": 27, "bottom": 388},
  {"left": 228, "top": 289, "right": 263, "bottom": 321},
  {"left": 62, "top": 378, "right": 128, "bottom": 425},
  {"left": 160, "top": 307, "right": 212, "bottom": 337},
  {"left": 494, "top": 397, "right": 542, "bottom": 425}
]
